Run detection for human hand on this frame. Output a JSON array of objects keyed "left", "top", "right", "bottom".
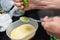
[
  {"left": 14, "top": 0, "right": 60, "bottom": 11},
  {"left": 39, "top": 0, "right": 60, "bottom": 10},
  {"left": 13, "top": 0, "right": 41, "bottom": 11},
  {"left": 41, "top": 16, "right": 60, "bottom": 38}
]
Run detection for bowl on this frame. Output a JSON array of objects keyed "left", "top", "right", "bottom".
[{"left": 6, "top": 18, "right": 38, "bottom": 40}]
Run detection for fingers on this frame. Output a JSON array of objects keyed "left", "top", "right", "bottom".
[
  {"left": 36, "top": 1, "right": 58, "bottom": 10},
  {"left": 40, "top": 5, "right": 59, "bottom": 10},
  {"left": 41, "top": 16, "right": 54, "bottom": 31},
  {"left": 43, "top": 16, "right": 53, "bottom": 22},
  {"left": 18, "top": 6, "right": 24, "bottom": 10},
  {"left": 41, "top": 22, "right": 56, "bottom": 35},
  {"left": 43, "top": 16, "right": 48, "bottom": 22},
  {"left": 53, "top": 17, "right": 60, "bottom": 21},
  {"left": 14, "top": 2, "right": 23, "bottom": 7},
  {"left": 41, "top": 22, "right": 51, "bottom": 30},
  {"left": 14, "top": 0, "right": 32, "bottom": 10},
  {"left": 37, "top": 1, "right": 51, "bottom": 10},
  {"left": 41, "top": 19, "right": 60, "bottom": 36},
  {"left": 14, "top": 2, "right": 24, "bottom": 10},
  {"left": 41, "top": 16, "right": 60, "bottom": 31},
  {"left": 14, "top": 0, "right": 24, "bottom": 10},
  {"left": 13, "top": 0, "right": 22, "bottom": 2},
  {"left": 40, "top": 1, "right": 51, "bottom": 6},
  {"left": 13, "top": 0, "right": 57, "bottom": 10},
  {"left": 36, "top": 6, "right": 51, "bottom": 10}
]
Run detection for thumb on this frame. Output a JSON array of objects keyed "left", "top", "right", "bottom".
[{"left": 41, "top": 22, "right": 54, "bottom": 31}]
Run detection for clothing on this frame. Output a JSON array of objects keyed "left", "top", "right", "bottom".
[
  {"left": 0, "top": 0, "right": 24, "bottom": 16},
  {"left": 0, "top": 0, "right": 13, "bottom": 11}
]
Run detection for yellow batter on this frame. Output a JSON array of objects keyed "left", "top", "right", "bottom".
[{"left": 10, "top": 24, "right": 35, "bottom": 40}]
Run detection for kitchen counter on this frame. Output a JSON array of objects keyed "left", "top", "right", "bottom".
[{"left": 0, "top": 10, "right": 50, "bottom": 40}]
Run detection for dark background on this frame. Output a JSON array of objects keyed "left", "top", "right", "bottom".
[{"left": 0, "top": 9, "right": 60, "bottom": 40}]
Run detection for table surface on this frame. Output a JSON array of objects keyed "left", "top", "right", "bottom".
[{"left": 0, "top": 10, "right": 50, "bottom": 40}]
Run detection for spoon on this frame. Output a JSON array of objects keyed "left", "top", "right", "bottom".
[
  {"left": 30, "top": 18, "right": 44, "bottom": 22},
  {"left": 20, "top": 17, "right": 44, "bottom": 23}
]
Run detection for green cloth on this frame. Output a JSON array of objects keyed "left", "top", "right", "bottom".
[{"left": 50, "top": 36, "right": 60, "bottom": 40}]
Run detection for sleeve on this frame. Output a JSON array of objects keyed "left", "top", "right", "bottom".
[{"left": 0, "top": 0, "right": 14, "bottom": 11}]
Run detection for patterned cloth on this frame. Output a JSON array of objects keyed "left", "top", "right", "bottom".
[{"left": 0, "top": 0, "right": 13, "bottom": 11}]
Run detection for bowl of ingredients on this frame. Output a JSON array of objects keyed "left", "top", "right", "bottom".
[{"left": 6, "top": 17, "right": 38, "bottom": 40}]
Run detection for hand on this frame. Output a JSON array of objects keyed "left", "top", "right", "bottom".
[
  {"left": 41, "top": 16, "right": 60, "bottom": 38},
  {"left": 39, "top": 0, "right": 60, "bottom": 10},
  {"left": 14, "top": 0, "right": 60, "bottom": 10},
  {"left": 13, "top": 0, "right": 41, "bottom": 11}
]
